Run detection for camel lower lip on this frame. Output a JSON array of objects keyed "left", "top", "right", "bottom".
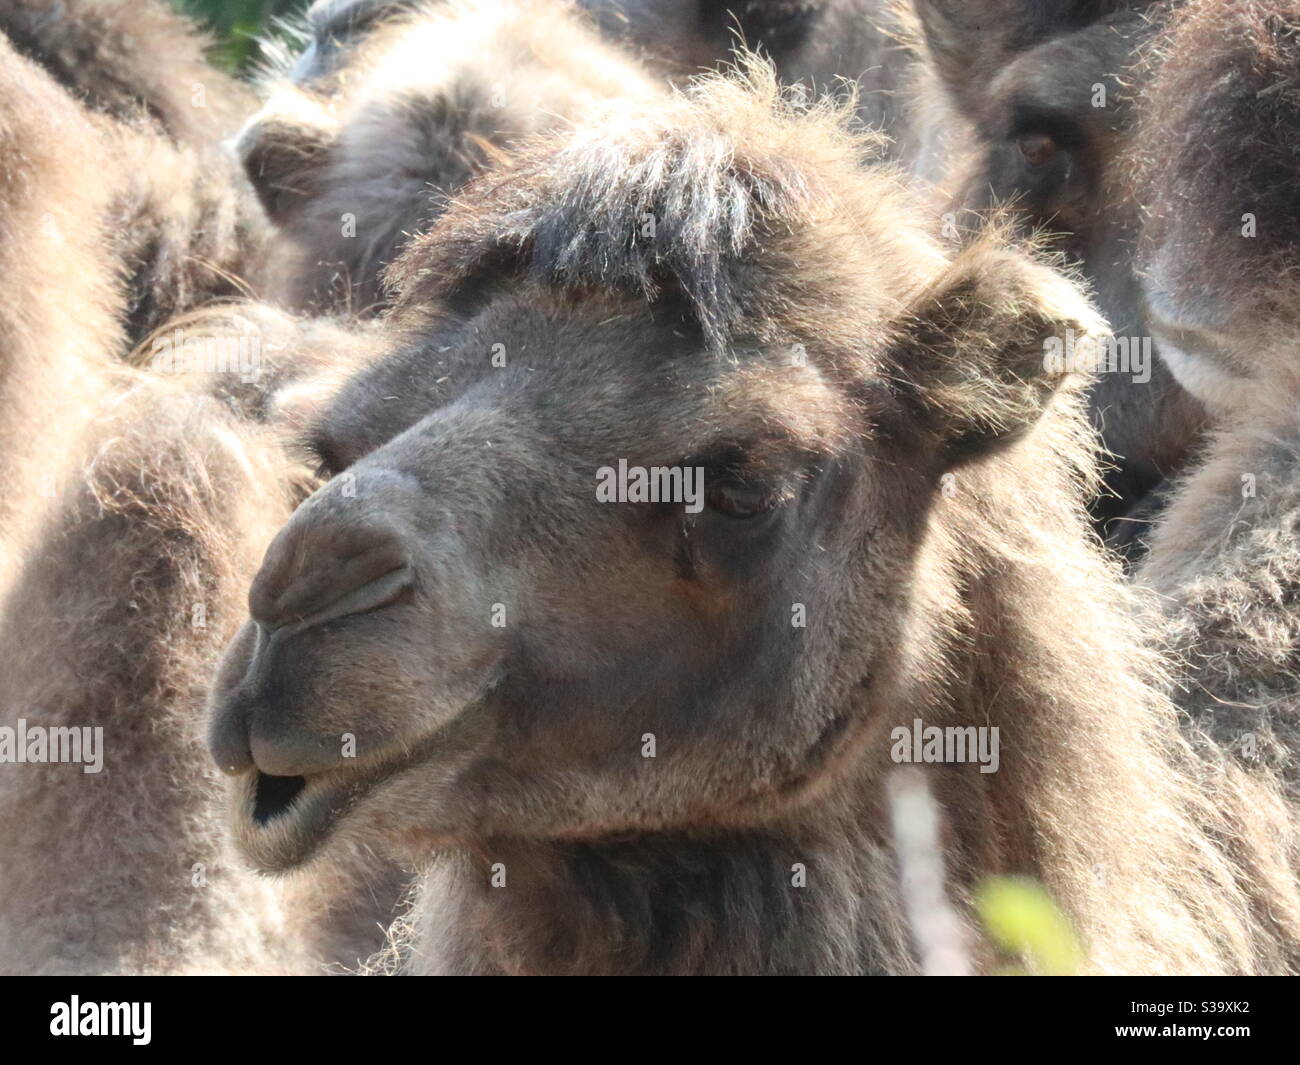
[
  {"left": 235, "top": 750, "right": 418, "bottom": 872},
  {"left": 234, "top": 767, "right": 365, "bottom": 872},
  {"left": 231, "top": 716, "right": 476, "bottom": 871}
]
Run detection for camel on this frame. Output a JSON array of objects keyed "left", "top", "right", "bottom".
[
  {"left": 580, "top": 1, "right": 925, "bottom": 164},
  {"left": 238, "top": 0, "right": 661, "bottom": 315},
  {"left": 0, "top": 12, "right": 269, "bottom": 549},
  {"left": 0, "top": 32, "right": 262, "bottom": 542},
  {"left": 206, "top": 66, "right": 1300, "bottom": 974},
  {"left": 903, "top": 0, "right": 1208, "bottom": 550},
  {"left": 0, "top": 0, "right": 256, "bottom": 146},
  {"left": 0, "top": 305, "right": 407, "bottom": 973},
  {"left": 104, "top": 128, "right": 268, "bottom": 345},
  {"left": 243, "top": 1, "right": 935, "bottom": 318},
  {"left": 1126, "top": 0, "right": 1300, "bottom": 797},
  {"left": 290, "top": 0, "right": 918, "bottom": 157},
  {"left": 0, "top": 17, "right": 404, "bottom": 975},
  {"left": 0, "top": 3, "right": 269, "bottom": 343},
  {"left": 280, "top": 0, "right": 423, "bottom": 84},
  {"left": 1, "top": 34, "right": 267, "bottom": 346},
  {"left": 0, "top": 35, "right": 125, "bottom": 543}
]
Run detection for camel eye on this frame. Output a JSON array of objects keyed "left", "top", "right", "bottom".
[
  {"left": 1017, "top": 132, "right": 1058, "bottom": 167},
  {"left": 706, "top": 481, "right": 776, "bottom": 519}
]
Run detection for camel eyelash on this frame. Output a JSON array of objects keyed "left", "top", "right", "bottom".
[{"left": 302, "top": 426, "right": 347, "bottom": 478}]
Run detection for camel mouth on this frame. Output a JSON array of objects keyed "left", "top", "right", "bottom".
[
  {"left": 230, "top": 693, "right": 493, "bottom": 872},
  {"left": 233, "top": 766, "right": 366, "bottom": 873},
  {"left": 252, "top": 771, "right": 308, "bottom": 826},
  {"left": 233, "top": 748, "right": 417, "bottom": 873}
]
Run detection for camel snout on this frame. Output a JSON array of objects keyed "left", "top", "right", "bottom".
[
  {"left": 205, "top": 482, "right": 425, "bottom": 779},
  {"left": 248, "top": 504, "right": 413, "bottom": 635}
]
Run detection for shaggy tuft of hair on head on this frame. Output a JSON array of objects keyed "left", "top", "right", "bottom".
[{"left": 389, "top": 58, "right": 895, "bottom": 350}]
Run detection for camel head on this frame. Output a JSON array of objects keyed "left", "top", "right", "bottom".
[
  {"left": 207, "top": 71, "right": 1103, "bottom": 873},
  {"left": 236, "top": 0, "right": 659, "bottom": 315}
]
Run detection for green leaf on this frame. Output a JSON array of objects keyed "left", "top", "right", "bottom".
[{"left": 975, "top": 876, "right": 1084, "bottom": 976}]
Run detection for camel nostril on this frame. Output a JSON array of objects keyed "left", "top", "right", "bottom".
[
  {"left": 310, "top": 563, "right": 412, "bottom": 623},
  {"left": 249, "top": 514, "right": 413, "bottom": 632}
]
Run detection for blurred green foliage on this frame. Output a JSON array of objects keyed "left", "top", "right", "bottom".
[
  {"left": 976, "top": 876, "right": 1084, "bottom": 976},
  {"left": 174, "top": 0, "right": 310, "bottom": 72}
]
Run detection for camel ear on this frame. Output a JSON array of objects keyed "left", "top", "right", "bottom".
[
  {"left": 890, "top": 241, "right": 1105, "bottom": 462},
  {"left": 235, "top": 88, "right": 339, "bottom": 222}
]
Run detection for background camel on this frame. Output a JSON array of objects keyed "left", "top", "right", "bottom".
[
  {"left": 0, "top": 0, "right": 255, "bottom": 145},
  {"left": 0, "top": 25, "right": 271, "bottom": 555},
  {"left": 239, "top": 0, "right": 660, "bottom": 315},
  {"left": 1127, "top": 0, "right": 1300, "bottom": 799},
  {"left": 0, "top": 18, "right": 404, "bottom": 968},
  {"left": 0, "top": 36, "right": 125, "bottom": 544},
  {"left": 903, "top": 0, "right": 1207, "bottom": 550},
  {"left": 0, "top": 1, "right": 270, "bottom": 342},
  {"left": 0, "top": 4, "right": 409, "bottom": 974},
  {"left": 207, "top": 67, "right": 1300, "bottom": 974},
  {"left": 240, "top": 0, "right": 939, "bottom": 319},
  {"left": 288, "top": 0, "right": 921, "bottom": 165},
  {"left": 580, "top": 1, "right": 926, "bottom": 166},
  {"left": 0, "top": 311, "right": 407, "bottom": 973}
]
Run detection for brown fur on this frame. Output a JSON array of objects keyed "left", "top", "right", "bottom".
[
  {"left": 105, "top": 122, "right": 271, "bottom": 344},
  {"left": 0, "top": 311, "right": 404, "bottom": 974},
  {"left": 0, "top": 3, "right": 269, "bottom": 340},
  {"left": 1130, "top": 1, "right": 1300, "bottom": 798},
  {"left": 0, "top": 35, "right": 124, "bottom": 543},
  {"left": 0, "top": 0, "right": 255, "bottom": 145},
  {"left": 207, "top": 66, "right": 1300, "bottom": 974},
  {"left": 239, "top": 0, "right": 660, "bottom": 315},
  {"left": 0, "top": 26, "right": 403, "bottom": 973},
  {"left": 905, "top": 0, "right": 1146, "bottom": 117},
  {"left": 902, "top": 0, "right": 1207, "bottom": 550},
  {"left": 1130, "top": 0, "right": 1300, "bottom": 412},
  {"left": 0, "top": 32, "right": 271, "bottom": 550},
  {"left": 582, "top": 1, "right": 925, "bottom": 164},
  {"left": 0, "top": 16, "right": 269, "bottom": 406},
  {"left": 1140, "top": 394, "right": 1300, "bottom": 793}
]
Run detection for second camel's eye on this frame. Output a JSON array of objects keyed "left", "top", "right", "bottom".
[
  {"left": 705, "top": 481, "right": 777, "bottom": 519},
  {"left": 1017, "top": 132, "right": 1059, "bottom": 167}
]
